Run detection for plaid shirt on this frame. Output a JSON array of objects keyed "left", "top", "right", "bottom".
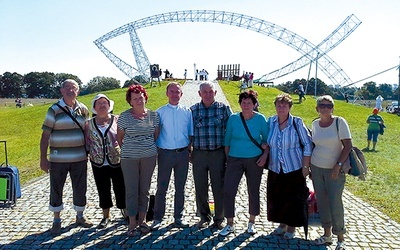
[{"left": 190, "top": 101, "right": 232, "bottom": 150}]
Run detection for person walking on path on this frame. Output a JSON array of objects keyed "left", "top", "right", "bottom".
[
  {"left": 85, "top": 94, "right": 126, "bottom": 229},
  {"left": 366, "top": 108, "right": 384, "bottom": 151},
  {"left": 39, "top": 79, "right": 93, "bottom": 235},
  {"left": 151, "top": 82, "right": 193, "bottom": 230},
  {"left": 219, "top": 91, "right": 269, "bottom": 236},
  {"left": 190, "top": 81, "right": 232, "bottom": 230},
  {"left": 117, "top": 85, "right": 160, "bottom": 236},
  {"left": 311, "top": 95, "right": 352, "bottom": 250},
  {"left": 266, "top": 93, "right": 312, "bottom": 239}
]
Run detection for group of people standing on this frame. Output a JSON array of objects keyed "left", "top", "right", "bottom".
[{"left": 40, "top": 79, "right": 349, "bottom": 250}]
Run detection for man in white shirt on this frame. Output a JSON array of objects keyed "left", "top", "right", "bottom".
[{"left": 151, "top": 82, "right": 194, "bottom": 229}]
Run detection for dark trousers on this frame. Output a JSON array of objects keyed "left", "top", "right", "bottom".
[
  {"left": 92, "top": 165, "right": 126, "bottom": 210},
  {"left": 49, "top": 160, "right": 87, "bottom": 212},
  {"left": 267, "top": 168, "right": 308, "bottom": 227},
  {"left": 192, "top": 148, "right": 226, "bottom": 224},
  {"left": 223, "top": 156, "right": 263, "bottom": 218},
  {"left": 154, "top": 148, "right": 189, "bottom": 221}
]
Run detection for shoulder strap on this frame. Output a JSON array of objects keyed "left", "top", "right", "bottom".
[
  {"left": 55, "top": 103, "right": 85, "bottom": 134},
  {"left": 292, "top": 117, "right": 303, "bottom": 149},
  {"left": 240, "top": 113, "right": 263, "bottom": 151}
]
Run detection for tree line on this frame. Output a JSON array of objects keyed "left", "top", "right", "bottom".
[
  {"left": 276, "top": 78, "right": 399, "bottom": 101},
  {"left": 0, "top": 71, "right": 138, "bottom": 99},
  {"left": 1, "top": 71, "right": 398, "bottom": 101}
]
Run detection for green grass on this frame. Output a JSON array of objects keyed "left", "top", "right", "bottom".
[{"left": 0, "top": 80, "right": 399, "bottom": 223}]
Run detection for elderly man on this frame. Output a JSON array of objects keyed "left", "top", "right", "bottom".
[
  {"left": 190, "top": 81, "right": 232, "bottom": 229},
  {"left": 151, "top": 82, "right": 193, "bottom": 230},
  {"left": 40, "top": 79, "right": 92, "bottom": 235}
]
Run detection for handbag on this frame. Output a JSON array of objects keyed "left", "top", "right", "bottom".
[
  {"left": 372, "top": 115, "right": 385, "bottom": 135},
  {"left": 335, "top": 118, "right": 368, "bottom": 180},
  {"left": 239, "top": 113, "right": 268, "bottom": 168}
]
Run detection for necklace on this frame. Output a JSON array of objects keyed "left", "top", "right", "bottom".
[{"left": 279, "top": 116, "right": 288, "bottom": 125}]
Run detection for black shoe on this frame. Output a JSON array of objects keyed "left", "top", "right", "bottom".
[
  {"left": 97, "top": 218, "right": 110, "bottom": 229},
  {"left": 211, "top": 222, "right": 223, "bottom": 230},
  {"left": 174, "top": 218, "right": 189, "bottom": 228}
]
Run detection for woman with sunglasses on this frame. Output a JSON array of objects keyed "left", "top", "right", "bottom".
[{"left": 311, "top": 95, "right": 352, "bottom": 250}]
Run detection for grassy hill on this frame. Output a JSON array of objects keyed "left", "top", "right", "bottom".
[{"left": 0, "top": 80, "right": 399, "bottom": 223}]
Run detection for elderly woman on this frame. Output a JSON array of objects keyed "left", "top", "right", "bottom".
[
  {"left": 117, "top": 85, "right": 160, "bottom": 236},
  {"left": 266, "top": 93, "right": 312, "bottom": 239},
  {"left": 219, "top": 91, "right": 269, "bottom": 236},
  {"left": 86, "top": 94, "right": 126, "bottom": 229},
  {"left": 366, "top": 108, "right": 384, "bottom": 151},
  {"left": 311, "top": 95, "right": 352, "bottom": 250}
]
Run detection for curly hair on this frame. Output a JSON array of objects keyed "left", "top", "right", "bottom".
[
  {"left": 238, "top": 91, "right": 257, "bottom": 105},
  {"left": 126, "top": 84, "right": 148, "bottom": 104},
  {"left": 274, "top": 93, "right": 293, "bottom": 107}
]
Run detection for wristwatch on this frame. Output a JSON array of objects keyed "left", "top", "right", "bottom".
[
  {"left": 303, "top": 166, "right": 309, "bottom": 169},
  {"left": 337, "top": 162, "right": 343, "bottom": 166}
]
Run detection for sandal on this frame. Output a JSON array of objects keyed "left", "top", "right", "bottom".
[
  {"left": 335, "top": 241, "right": 346, "bottom": 250},
  {"left": 127, "top": 228, "right": 137, "bottom": 237},
  {"left": 272, "top": 226, "right": 287, "bottom": 236},
  {"left": 314, "top": 235, "right": 333, "bottom": 245},
  {"left": 283, "top": 231, "right": 295, "bottom": 239},
  {"left": 139, "top": 223, "right": 151, "bottom": 234}
]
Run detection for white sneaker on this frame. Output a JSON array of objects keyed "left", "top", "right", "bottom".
[
  {"left": 150, "top": 220, "right": 161, "bottom": 230},
  {"left": 219, "top": 224, "right": 234, "bottom": 236},
  {"left": 246, "top": 222, "right": 257, "bottom": 235}
]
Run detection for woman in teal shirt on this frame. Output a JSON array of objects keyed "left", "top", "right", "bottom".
[{"left": 219, "top": 91, "right": 269, "bottom": 236}]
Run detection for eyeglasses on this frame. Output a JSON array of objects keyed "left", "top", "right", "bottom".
[{"left": 318, "top": 103, "right": 334, "bottom": 109}]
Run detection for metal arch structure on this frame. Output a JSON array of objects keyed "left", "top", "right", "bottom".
[
  {"left": 258, "top": 14, "right": 361, "bottom": 85},
  {"left": 94, "top": 10, "right": 361, "bottom": 85}
]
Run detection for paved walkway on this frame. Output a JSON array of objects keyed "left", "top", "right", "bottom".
[{"left": 1, "top": 80, "right": 399, "bottom": 249}]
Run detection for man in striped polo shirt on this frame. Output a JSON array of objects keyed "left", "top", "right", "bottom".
[{"left": 40, "top": 79, "right": 93, "bottom": 235}]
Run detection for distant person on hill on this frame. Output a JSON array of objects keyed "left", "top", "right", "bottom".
[
  {"left": 375, "top": 95, "right": 383, "bottom": 110},
  {"left": 298, "top": 83, "right": 305, "bottom": 103},
  {"left": 40, "top": 79, "right": 92, "bottom": 235},
  {"left": 366, "top": 108, "right": 384, "bottom": 151},
  {"left": 248, "top": 89, "right": 259, "bottom": 112},
  {"left": 86, "top": 94, "right": 126, "bottom": 230}
]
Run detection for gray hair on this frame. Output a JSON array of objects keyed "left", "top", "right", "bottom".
[
  {"left": 62, "top": 79, "right": 79, "bottom": 89},
  {"left": 199, "top": 81, "right": 215, "bottom": 91},
  {"left": 316, "top": 95, "right": 334, "bottom": 106}
]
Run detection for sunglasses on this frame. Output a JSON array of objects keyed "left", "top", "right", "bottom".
[{"left": 318, "top": 103, "right": 334, "bottom": 109}]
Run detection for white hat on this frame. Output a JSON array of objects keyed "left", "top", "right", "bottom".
[{"left": 91, "top": 94, "right": 114, "bottom": 114}]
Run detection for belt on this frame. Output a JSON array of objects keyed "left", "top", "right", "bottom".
[
  {"left": 162, "top": 147, "right": 188, "bottom": 153},
  {"left": 194, "top": 147, "right": 223, "bottom": 151}
]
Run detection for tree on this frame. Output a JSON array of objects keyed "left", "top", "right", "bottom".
[
  {"left": 276, "top": 78, "right": 333, "bottom": 97},
  {"left": 0, "top": 72, "right": 23, "bottom": 98},
  {"left": 24, "top": 72, "right": 56, "bottom": 98},
  {"left": 54, "top": 73, "right": 83, "bottom": 96},
  {"left": 82, "top": 76, "right": 121, "bottom": 94},
  {"left": 378, "top": 83, "right": 394, "bottom": 100},
  {"left": 122, "top": 79, "right": 138, "bottom": 88},
  {"left": 358, "top": 81, "right": 379, "bottom": 100}
]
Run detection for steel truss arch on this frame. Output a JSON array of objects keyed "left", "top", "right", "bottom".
[{"left": 94, "top": 10, "right": 360, "bottom": 85}]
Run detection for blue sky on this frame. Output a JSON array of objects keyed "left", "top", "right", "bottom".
[{"left": 0, "top": 0, "right": 399, "bottom": 87}]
